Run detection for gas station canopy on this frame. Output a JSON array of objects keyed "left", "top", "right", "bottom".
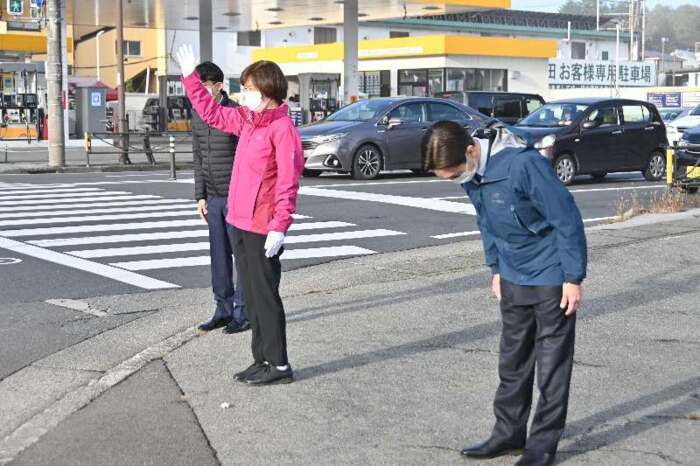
[{"left": 69, "top": 0, "right": 510, "bottom": 38}]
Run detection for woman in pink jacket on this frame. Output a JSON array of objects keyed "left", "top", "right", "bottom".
[{"left": 176, "top": 45, "right": 304, "bottom": 385}]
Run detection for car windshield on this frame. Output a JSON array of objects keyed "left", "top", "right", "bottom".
[
  {"left": 690, "top": 105, "right": 700, "bottom": 116},
  {"left": 326, "top": 100, "right": 391, "bottom": 122},
  {"left": 519, "top": 103, "right": 590, "bottom": 127}
]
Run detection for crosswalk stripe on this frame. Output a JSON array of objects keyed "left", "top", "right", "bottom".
[
  {"left": 0, "top": 203, "right": 196, "bottom": 219},
  {"left": 27, "top": 221, "right": 348, "bottom": 247},
  {"left": 7, "top": 220, "right": 350, "bottom": 240},
  {"left": 0, "top": 195, "right": 160, "bottom": 207},
  {"left": 0, "top": 209, "right": 197, "bottom": 227},
  {"left": 0, "top": 198, "right": 191, "bottom": 213},
  {"left": 65, "top": 229, "right": 405, "bottom": 258},
  {"left": 110, "top": 246, "right": 376, "bottom": 271},
  {"left": 0, "top": 219, "right": 206, "bottom": 237},
  {"left": 0, "top": 191, "right": 133, "bottom": 201},
  {"left": 0, "top": 188, "right": 105, "bottom": 196},
  {"left": 0, "top": 236, "right": 179, "bottom": 290}
]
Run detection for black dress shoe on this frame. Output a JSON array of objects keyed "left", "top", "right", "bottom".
[
  {"left": 233, "top": 362, "right": 267, "bottom": 381},
  {"left": 244, "top": 365, "right": 294, "bottom": 385},
  {"left": 461, "top": 437, "right": 525, "bottom": 459},
  {"left": 222, "top": 320, "right": 251, "bottom": 334},
  {"left": 197, "top": 317, "right": 232, "bottom": 333},
  {"left": 514, "top": 450, "right": 556, "bottom": 466}
]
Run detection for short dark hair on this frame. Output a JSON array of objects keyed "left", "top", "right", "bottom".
[
  {"left": 196, "top": 61, "right": 224, "bottom": 84},
  {"left": 422, "top": 120, "right": 474, "bottom": 171},
  {"left": 240, "top": 60, "right": 288, "bottom": 104}
]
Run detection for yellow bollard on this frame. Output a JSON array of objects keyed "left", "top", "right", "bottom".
[
  {"left": 84, "top": 132, "right": 92, "bottom": 167},
  {"left": 666, "top": 147, "right": 674, "bottom": 186}
]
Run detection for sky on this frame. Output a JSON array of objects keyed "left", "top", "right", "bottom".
[{"left": 512, "top": 0, "right": 700, "bottom": 13}]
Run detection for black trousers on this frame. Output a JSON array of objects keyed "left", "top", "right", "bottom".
[
  {"left": 491, "top": 279, "right": 576, "bottom": 454},
  {"left": 231, "top": 227, "right": 288, "bottom": 366}
]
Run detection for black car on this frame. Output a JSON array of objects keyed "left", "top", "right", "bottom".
[
  {"left": 434, "top": 91, "right": 545, "bottom": 125},
  {"left": 675, "top": 125, "right": 700, "bottom": 192},
  {"left": 298, "top": 97, "right": 489, "bottom": 179},
  {"left": 516, "top": 98, "right": 668, "bottom": 185}
]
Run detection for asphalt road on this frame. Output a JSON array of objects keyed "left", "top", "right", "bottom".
[{"left": 0, "top": 169, "right": 665, "bottom": 303}]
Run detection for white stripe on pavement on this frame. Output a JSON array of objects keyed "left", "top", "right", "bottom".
[
  {"left": 0, "top": 209, "right": 197, "bottom": 227},
  {"left": 299, "top": 186, "right": 476, "bottom": 215},
  {"left": 0, "top": 203, "right": 195, "bottom": 219},
  {"left": 570, "top": 185, "right": 665, "bottom": 193},
  {"left": 0, "top": 219, "right": 206, "bottom": 237},
  {"left": 66, "top": 229, "right": 405, "bottom": 258},
  {"left": 0, "top": 191, "right": 133, "bottom": 201},
  {"left": 0, "top": 188, "right": 105, "bottom": 196},
  {"left": 0, "top": 236, "right": 179, "bottom": 290},
  {"left": 110, "top": 246, "right": 376, "bottom": 270},
  {"left": 0, "top": 198, "right": 190, "bottom": 213},
  {"left": 289, "top": 221, "right": 355, "bottom": 231},
  {"left": 430, "top": 216, "right": 617, "bottom": 240},
  {"left": 0, "top": 195, "right": 160, "bottom": 207}
]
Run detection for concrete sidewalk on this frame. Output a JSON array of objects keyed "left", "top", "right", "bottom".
[{"left": 1, "top": 212, "right": 699, "bottom": 465}]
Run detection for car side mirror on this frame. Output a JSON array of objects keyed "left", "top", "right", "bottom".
[
  {"left": 472, "top": 127, "right": 494, "bottom": 139},
  {"left": 582, "top": 120, "right": 597, "bottom": 130},
  {"left": 387, "top": 117, "right": 403, "bottom": 129}
]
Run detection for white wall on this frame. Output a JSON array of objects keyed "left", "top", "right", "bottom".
[{"left": 557, "top": 39, "right": 627, "bottom": 62}]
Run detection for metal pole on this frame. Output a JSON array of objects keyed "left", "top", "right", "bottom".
[
  {"left": 116, "top": 0, "right": 131, "bottom": 164},
  {"left": 96, "top": 30, "right": 104, "bottom": 82},
  {"left": 641, "top": 0, "right": 646, "bottom": 60},
  {"left": 629, "top": 0, "right": 634, "bottom": 61},
  {"left": 596, "top": 0, "right": 600, "bottom": 31},
  {"left": 199, "top": 0, "right": 213, "bottom": 62},
  {"left": 615, "top": 23, "right": 621, "bottom": 96},
  {"left": 661, "top": 38, "right": 666, "bottom": 86},
  {"left": 343, "top": 0, "right": 359, "bottom": 105},
  {"left": 169, "top": 135, "right": 176, "bottom": 180},
  {"left": 46, "top": 0, "right": 65, "bottom": 167}
]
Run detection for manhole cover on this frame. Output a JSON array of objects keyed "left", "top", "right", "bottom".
[{"left": 0, "top": 257, "right": 22, "bottom": 265}]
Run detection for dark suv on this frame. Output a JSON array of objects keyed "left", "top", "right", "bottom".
[
  {"left": 434, "top": 91, "right": 545, "bottom": 124},
  {"left": 516, "top": 98, "right": 668, "bottom": 185},
  {"left": 675, "top": 125, "right": 700, "bottom": 192}
]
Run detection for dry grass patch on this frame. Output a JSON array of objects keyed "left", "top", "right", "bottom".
[{"left": 615, "top": 188, "right": 700, "bottom": 222}]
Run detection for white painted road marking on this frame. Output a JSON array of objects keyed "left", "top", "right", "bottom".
[
  {"left": 0, "top": 188, "right": 105, "bottom": 196},
  {"left": 430, "top": 216, "right": 617, "bottom": 239},
  {"left": 0, "top": 203, "right": 196, "bottom": 220},
  {"left": 0, "top": 236, "right": 179, "bottom": 289},
  {"left": 110, "top": 246, "right": 376, "bottom": 271},
  {"left": 0, "top": 191, "right": 133, "bottom": 201},
  {"left": 0, "top": 198, "right": 192, "bottom": 213},
  {"left": 0, "top": 209, "right": 197, "bottom": 227},
  {"left": 0, "top": 195, "right": 160, "bottom": 207},
  {"left": 0, "top": 219, "right": 206, "bottom": 237},
  {"left": 299, "top": 186, "right": 476, "bottom": 215}
]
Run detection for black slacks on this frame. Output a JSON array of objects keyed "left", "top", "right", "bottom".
[
  {"left": 491, "top": 279, "right": 576, "bottom": 454},
  {"left": 231, "top": 227, "right": 288, "bottom": 366}
]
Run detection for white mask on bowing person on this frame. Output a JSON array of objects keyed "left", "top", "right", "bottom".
[
  {"left": 449, "top": 138, "right": 490, "bottom": 184},
  {"left": 240, "top": 90, "right": 264, "bottom": 111}
]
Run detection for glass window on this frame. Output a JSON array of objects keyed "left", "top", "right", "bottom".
[
  {"left": 228, "top": 78, "right": 241, "bottom": 93},
  {"left": 689, "top": 104, "right": 700, "bottom": 116},
  {"left": 602, "top": 50, "right": 609, "bottom": 61},
  {"left": 622, "top": 105, "right": 651, "bottom": 124},
  {"left": 519, "top": 103, "right": 590, "bottom": 127},
  {"left": 429, "top": 69, "right": 444, "bottom": 95},
  {"left": 428, "top": 102, "right": 469, "bottom": 122},
  {"left": 398, "top": 69, "right": 429, "bottom": 97},
  {"left": 326, "top": 99, "right": 391, "bottom": 122},
  {"left": 122, "top": 41, "right": 141, "bottom": 56},
  {"left": 524, "top": 97, "right": 544, "bottom": 115},
  {"left": 571, "top": 42, "right": 586, "bottom": 60},
  {"left": 489, "top": 70, "right": 507, "bottom": 92},
  {"left": 388, "top": 103, "right": 425, "bottom": 123},
  {"left": 314, "top": 27, "right": 337, "bottom": 44},
  {"left": 493, "top": 97, "right": 521, "bottom": 120},
  {"left": 468, "top": 94, "right": 493, "bottom": 116},
  {"left": 390, "top": 31, "right": 409, "bottom": 38},
  {"left": 585, "top": 107, "right": 619, "bottom": 127}
]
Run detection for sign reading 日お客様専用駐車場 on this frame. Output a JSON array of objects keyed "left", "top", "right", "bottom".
[{"left": 548, "top": 59, "right": 657, "bottom": 87}]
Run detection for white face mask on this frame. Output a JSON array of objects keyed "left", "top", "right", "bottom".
[
  {"left": 241, "top": 90, "right": 263, "bottom": 111},
  {"left": 450, "top": 164, "right": 478, "bottom": 185}
]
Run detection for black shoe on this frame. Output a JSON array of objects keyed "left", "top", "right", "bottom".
[
  {"left": 244, "top": 364, "right": 294, "bottom": 385},
  {"left": 514, "top": 450, "right": 556, "bottom": 466},
  {"left": 233, "top": 362, "right": 268, "bottom": 382},
  {"left": 461, "top": 437, "right": 525, "bottom": 459},
  {"left": 222, "top": 320, "right": 251, "bottom": 334},
  {"left": 197, "top": 317, "right": 232, "bottom": 333}
]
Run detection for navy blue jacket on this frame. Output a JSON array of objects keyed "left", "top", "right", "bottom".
[{"left": 463, "top": 145, "right": 587, "bottom": 286}]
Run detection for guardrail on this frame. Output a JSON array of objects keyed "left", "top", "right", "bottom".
[{"left": 84, "top": 131, "right": 192, "bottom": 180}]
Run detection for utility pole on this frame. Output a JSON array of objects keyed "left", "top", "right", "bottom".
[
  {"left": 116, "top": 0, "right": 131, "bottom": 164},
  {"left": 46, "top": 0, "right": 65, "bottom": 167}
]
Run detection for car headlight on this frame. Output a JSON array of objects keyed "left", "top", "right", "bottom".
[
  {"left": 667, "top": 125, "right": 678, "bottom": 133},
  {"left": 534, "top": 134, "right": 556, "bottom": 159},
  {"left": 310, "top": 133, "right": 348, "bottom": 145},
  {"left": 677, "top": 138, "right": 689, "bottom": 148}
]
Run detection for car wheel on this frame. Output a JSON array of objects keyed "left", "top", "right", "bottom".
[
  {"left": 302, "top": 169, "right": 322, "bottom": 178},
  {"left": 643, "top": 151, "right": 666, "bottom": 181},
  {"left": 554, "top": 155, "right": 577, "bottom": 185},
  {"left": 352, "top": 145, "right": 382, "bottom": 180},
  {"left": 591, "top": 171, "right": 608, "bottom": 180}
]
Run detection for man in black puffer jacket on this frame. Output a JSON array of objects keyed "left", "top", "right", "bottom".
[{"left": 192, "top": 62, "right": 249, "bottom": 334}]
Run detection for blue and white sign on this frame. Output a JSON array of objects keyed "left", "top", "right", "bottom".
[
  {"left": 90, "top": 91, "right": 102, "bottom": 107},
  {"left": 647, "top": 92, "right": 682, "bottom": 108}
]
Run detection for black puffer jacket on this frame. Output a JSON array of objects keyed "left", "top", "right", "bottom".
[{"left": 192, "top": 91, "right": 239, "bottom": 200}]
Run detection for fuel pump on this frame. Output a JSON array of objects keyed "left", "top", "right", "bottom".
[{"left": 0, "top": 64, "right": 42, "bottom": 141}]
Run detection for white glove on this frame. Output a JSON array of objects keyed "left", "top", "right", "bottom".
[
  {"left": 174, "top": 44, "right": 198, "bottom": 77},
  {"left": 264, "top": 231, "right": 285, "bottom": 258}
]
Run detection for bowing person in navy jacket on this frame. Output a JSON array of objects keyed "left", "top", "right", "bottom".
[{"left": 422, "top": 121, "right": 587, "bottom": 466}]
